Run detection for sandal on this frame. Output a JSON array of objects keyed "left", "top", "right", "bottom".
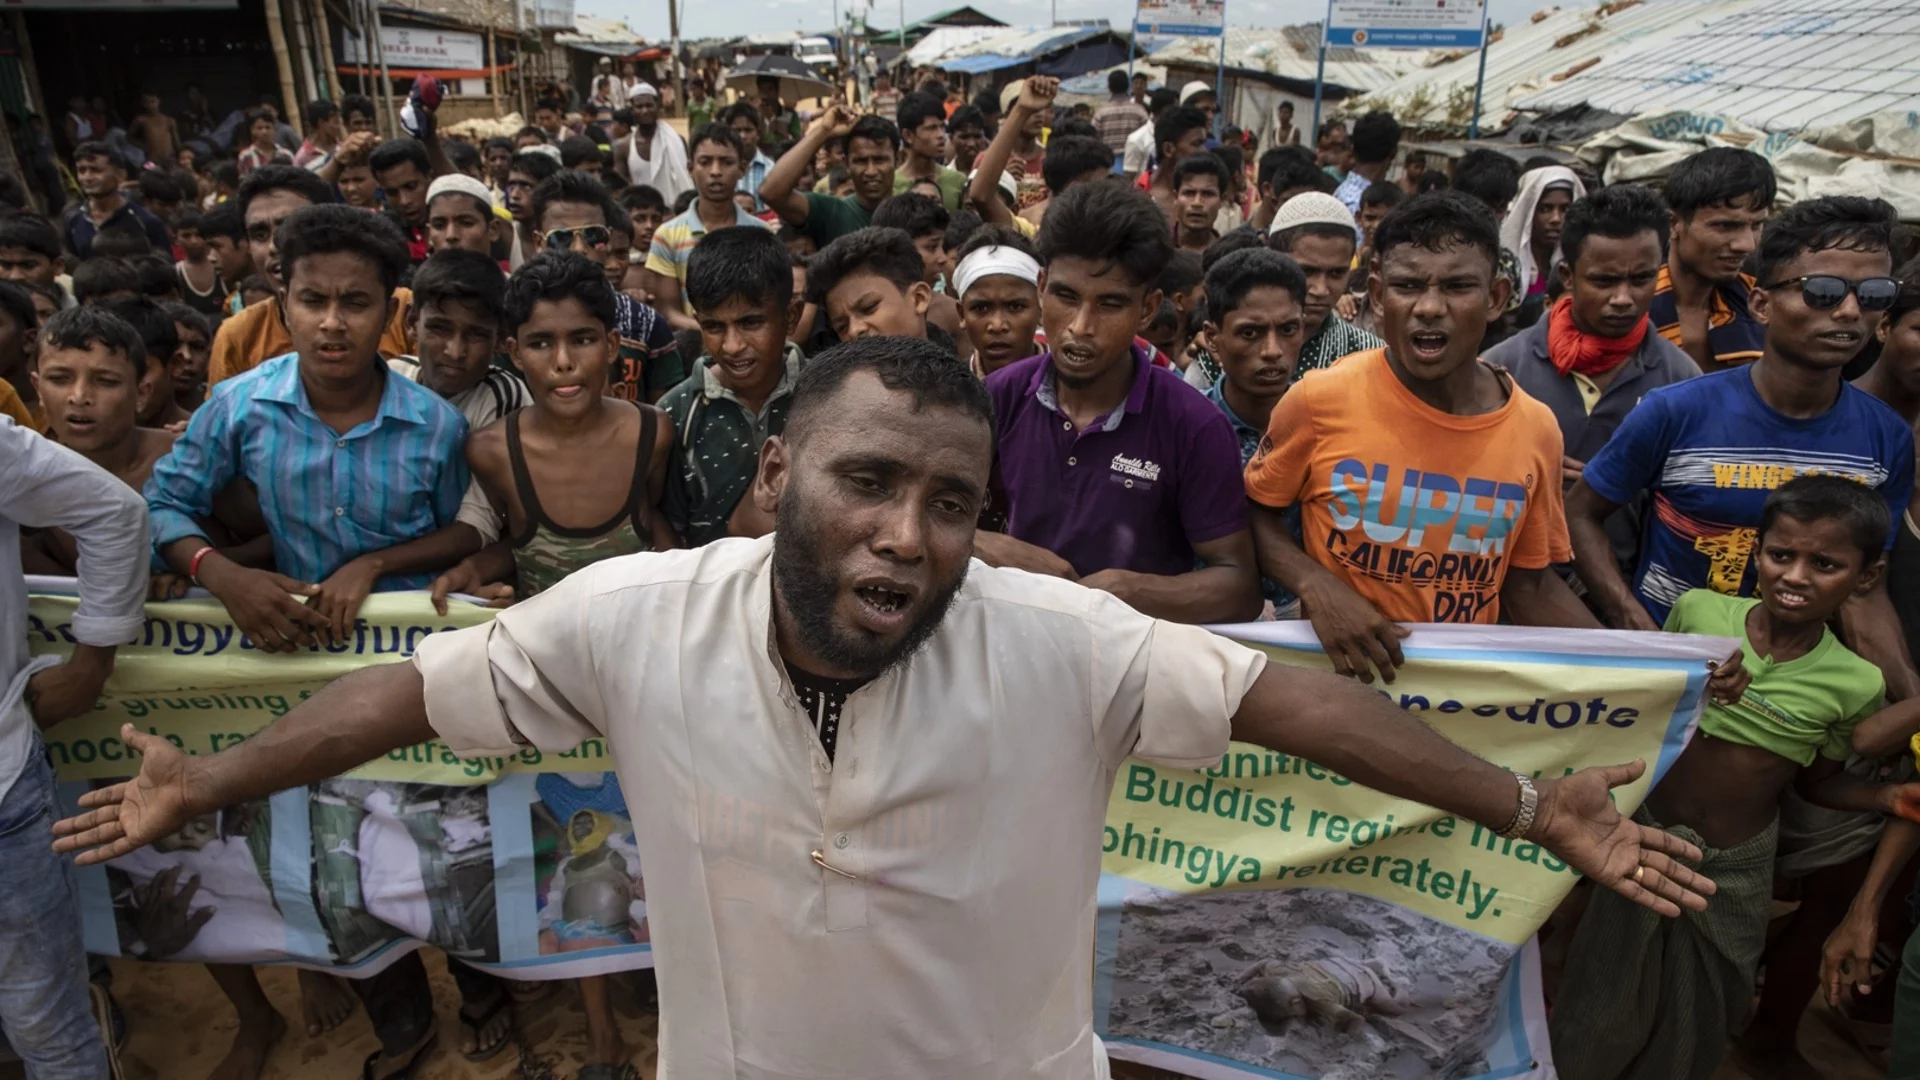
[
  {"left": 458, "top": 986, "right": 514, "bottom": 1062},
  {"left": 360, "top": 1022, "right": 438, "bottom": 1080}
]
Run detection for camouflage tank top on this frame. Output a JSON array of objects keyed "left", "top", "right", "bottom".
[{"left": 508, "top": 404, "right": 660, "bottom": 598}]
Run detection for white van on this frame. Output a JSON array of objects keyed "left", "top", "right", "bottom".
[{"left": 796, "top": 36, "right": 837, "bottom": 71}]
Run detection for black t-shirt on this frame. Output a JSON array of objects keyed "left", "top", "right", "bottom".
[{"left": 785, "top": 662, "right": 870, "bottom": 762}]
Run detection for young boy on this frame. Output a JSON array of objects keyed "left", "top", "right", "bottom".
[
  {"left": 99, "top": 298, "right": 190, "bottom": 431},
  {"left": 889, "top": 92, "right": 965, "bottom": 211},
  {"left": 32, "top": 306, "right": 174, "bottom": 497},
  {"left": 1171, "top": 153, "right": 1231, "bottom": 254},
  {"left": 0, "top": 212, "right": 64, "bottom": 291},
  {"left": 199, "top": 202, "right": 252, "bottom": 317},
  {"left": 979, "top": 181, "right": 1262, "bottom": 624},
  {"left": 657, "top": 225, "right": 806, "bottom": 546},
  {"left": 950, "top": 226, "right": 1042, "bottom": 377},
  {"left": 1552, "top": 474, "right": 1920, "bottom": 1080},
  {"left": 645, "top": 125, "right": 771, "bottom": 330},
  {"left": 1200, "top": 247, "right": 1306, "bottom": 619},
  {"left": 160, "top": 301, "right": 211, "bottom": 413},
  {"left": 870, "top": 193, "right": 964, "bottom": 347},
  {"left": 1244, "top": 191, "right": 1595, "bottom": 683},
  {"left": 429, "top": 252, "right": 675, "bottom": 1077},
  {"left": 804, "top": 226, "right": 943, "bottom": 348},
  {"left": 528, "top": 170, "right": 685, "bottom": 402},
  {"left": 424, "top": 174, "right": 505, "bottom": 257},
  {"left": 619, "top": 183, "right": 669, "bottom": 257},
  {"left": 504, "top": 148, "right": 561, "bottom": 267},
  {"left": 389, "top": 249, "right": 530, "bottom": 431},
  {"left": 171, "top": 209, "right": 227, "bottom": 322}
]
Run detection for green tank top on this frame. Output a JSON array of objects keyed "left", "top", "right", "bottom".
[{"left": 508, "top": 403, "right": 659, "bottom": 598}]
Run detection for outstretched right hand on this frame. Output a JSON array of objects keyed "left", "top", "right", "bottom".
[
  {"left": 1016, "top": 76, "right": 1059, "bottom": 114},
  {"left": 809, "top": 103, "right": 857, "bottom": 140},
  {"left": 52, "top": 725, "right": 197, "bottom": 867},
  {"left": 1300, "top": 578, "right": 1409, "bottom": 684}
]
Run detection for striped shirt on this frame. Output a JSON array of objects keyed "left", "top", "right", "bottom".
[
  {"left": 612, "top": 293, "right": 688, "bottom": 401},
  {"left": 1648, "top": 264, "right": 1765, "bottom": 368},
  {"left": 645, "top": 204, "right": 774, "bottom": 311},
  {"left": 144, "top": 352, "right": 469, "bottom": 590}
]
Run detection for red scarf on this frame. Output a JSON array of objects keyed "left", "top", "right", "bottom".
[{"left": 1547, "top": 297, "right": 1647, "bottom": 377}]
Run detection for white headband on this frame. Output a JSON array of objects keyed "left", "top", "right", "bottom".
[{"left": 951, "top": 246, "right": 1041, "bottom": 299}]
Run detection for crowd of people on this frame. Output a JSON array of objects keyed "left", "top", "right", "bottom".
[{"left": 1, "top": 61, "right": 1919, "bottom": 1080}]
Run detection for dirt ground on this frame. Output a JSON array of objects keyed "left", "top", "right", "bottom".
[{"left": 0, "top": 947, "right": 1887, "bottom": 1080}]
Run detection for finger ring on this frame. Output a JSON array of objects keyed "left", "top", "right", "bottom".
[{"left": 1634, "top": 866, "right": 1645, "bottom": 882}]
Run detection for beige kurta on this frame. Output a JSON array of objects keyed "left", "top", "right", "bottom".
[{"left": 415, "top": 535, "right": 1265, "bottom": 1078}]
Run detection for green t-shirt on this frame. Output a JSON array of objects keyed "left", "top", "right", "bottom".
[
  {"left": 892, "top": 165, "right": 968, "bottom": 213},
  {"left": 802, "top": 192, "right": 874, "bottom": 247},
  {"left": 1665, "top": 589, "right": 1885, "bottom": 766},
  {"left": 658, "top": 345, "right": 805, "bottom": 546}
]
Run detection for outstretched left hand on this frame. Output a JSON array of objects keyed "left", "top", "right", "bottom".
[{"left": 1530, "top": 760, "right": 1717, "bottom": 917}]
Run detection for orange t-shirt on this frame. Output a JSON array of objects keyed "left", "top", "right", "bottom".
[
  {"left": 0, "top": 379, "right": 38, "bottom": 431},
  {"left": 1243, "top": 348, "right": 1571, "bottom": 625},
  {"left": 207, "top": 289, "right": 415, "bottom": 393}
]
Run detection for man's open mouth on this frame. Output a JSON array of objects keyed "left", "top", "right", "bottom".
[{"left": 855, "top": 586, "right": 910, "bottom": 614}]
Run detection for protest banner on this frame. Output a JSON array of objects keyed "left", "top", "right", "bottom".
[
  {"left": 1094, "top": 620, "right": 1730, "bottom": 1079},
  {"left": 28, "top": 585, "right": 1727, "bottom": 1075}
]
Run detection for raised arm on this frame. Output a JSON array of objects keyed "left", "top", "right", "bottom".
[
  {"left": 1230, "top": 664, "right": 1715, "bottom": 916},
  {"left": 967, "top": 77, "right": 1056, "bottom": 227},
  {"left": 761, "top": 105, "right": 857, "bottom": 227}
]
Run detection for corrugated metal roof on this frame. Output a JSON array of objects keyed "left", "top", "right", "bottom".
[
  {"left": 903, "top": 26, "right": 1003, "bottom": 66},
  {"left": 1355, "top": 0, "right": 1750, "bottom": 134},
  {"left": 1145, "top": 25, "right": 1424, "bottom": 94},
  {"left": 1515, "top": 0, "right": 1920, "bottom": 132}
]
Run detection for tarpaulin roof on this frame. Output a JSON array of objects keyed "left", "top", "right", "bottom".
[{"left": 1515, "top": 0, "right": 1920, "bottom": 134}]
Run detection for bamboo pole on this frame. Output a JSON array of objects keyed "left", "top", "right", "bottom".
[
  {"left": 314, "top": 0, "right": 343, "bottom": 101},
  {"left": 489, "top": 0, "right": 502, "bottom": 115},
  {"left": 264, "top": 0, "right": 304, "bottom": 136},
  {"left": 281, "top": 0, "right": 315, "bottom": 114}
]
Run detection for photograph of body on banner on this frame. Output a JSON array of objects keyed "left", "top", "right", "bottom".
[
  {"left": 1108, "top": 883, "right": 1517, "bottom": 1078},
  {"left": 310, "top": 779, "right": 500, "bottom": 966},
  {"left": 105, "top": 796, "right": 286, "bottom": 964},
  {"left": 532, "top": 771, "right": 648, "bottom": 953}
]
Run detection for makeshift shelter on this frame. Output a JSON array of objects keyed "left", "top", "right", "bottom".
[
  {"left": 556, "top": 14, "right": 666, "bottom": 95},
  {"left": 909, "top": 24, "right": 1134, "bottom": 98}
]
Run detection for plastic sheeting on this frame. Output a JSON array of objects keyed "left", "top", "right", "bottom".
[{"left": 1574, "top": 109, "right": 1920, "bottom": 221}]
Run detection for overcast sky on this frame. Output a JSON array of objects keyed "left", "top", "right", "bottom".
[{"left": 577, "top": 0, "right": 1559, "bottom": 48}]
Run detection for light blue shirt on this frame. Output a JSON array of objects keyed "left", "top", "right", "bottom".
[
  {"left": 145, "top": 353, "right": 469, "bottom": 590},
  {"left": 739, "top": 150, "right": 776, "bottom": 212}
]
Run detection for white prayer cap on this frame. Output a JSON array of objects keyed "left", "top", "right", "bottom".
[
  {"left": 427, "top": 173, "right": 496, "bottom": 210},
  {"left": 1267, "top": 191, "right": 1356, "bottom": 237},
  {"left": 631, "top": 81, "right": 659, "bottom": 99}
]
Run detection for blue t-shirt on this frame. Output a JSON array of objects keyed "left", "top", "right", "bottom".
[{"left": 1583, "top": 366, "right": 1914, "bottom": 624}]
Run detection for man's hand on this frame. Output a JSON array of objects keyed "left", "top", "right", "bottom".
[
  {"left": 1822, "top": 909, "right": 1879, "bottom": 1006},
  {"left": 1529, "top": 759, "right": 1716, "bottom": 917},
  {"left": 129, "top": 864, "right": 216, "bottom": 959},
  {"left": 1079, "top": 567, "right": 1144, "bottom": 603},
  {"left": 149, "top": 572, "right": 191, "bottom": 601},
  {"left": 25, "top": 644, "right": 115, "bottom": 728},
  {"left": 1609, "top": 603, "right": 1660, "bottom": 633},
  {"left": 1334, "top": 293, "right": 1359, "bottom": 322},
  {"left": 972, "top": 530, "right": 1078, "bottom": 579},
  {"left": 1015, "top": 76, "right": 1059, "bottom": 115},
  {"left": 199, "top": 559, "right": 326, "bottom": 653},
  {"left": 1707, "top": 648, "right": 1750, "bottom": 705},
  {"left": 1560, "top": 455, "right": 1584, "bottom": 487},
  {"left": 308, "top": 555, "right": 384, "bottom": 643},
  {"left": 808, "top": 103, "right": 858, "bottom": 140},
  {"left": 1299, "top": 578, "right": 1409, "bottom": 684},
  {"left": 430, "top": 561, "right": 516, "bottom": 616},
  {"left": 1878, "top": 782, "right": 1920, "bottom": 824},
  {"left": 52, "top": 725, "right": 198, "bottom": 866}
]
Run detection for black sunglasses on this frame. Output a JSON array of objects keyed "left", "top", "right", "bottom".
[
  {"left": 1760, "top": 274, "right": 1899, "bottom": 312},
  {"left": 544, "top": 226, "right": 611, "bottom": 252}
]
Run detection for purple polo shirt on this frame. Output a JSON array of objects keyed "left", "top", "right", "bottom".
[{"left": 986, "top": 344, "right": 1249, "bottom": 577}]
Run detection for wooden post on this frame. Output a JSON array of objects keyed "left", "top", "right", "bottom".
[
  {"left": 489, "top": 0, "right": 502, "bottom": 115},
  {"left": 264, "top": 0, "right": 305, "bottom": 135},
  {"left": 10, "top": 13, "right": 48, "bottom": 133}
]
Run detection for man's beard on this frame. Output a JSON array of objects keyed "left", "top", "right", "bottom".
[{"left": 770, "top": 484, "right": 966, "bottom": 681}]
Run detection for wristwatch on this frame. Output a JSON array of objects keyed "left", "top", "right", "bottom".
[{"left": 1498, "top": 773, "right": 1538, "bottom": 840}]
